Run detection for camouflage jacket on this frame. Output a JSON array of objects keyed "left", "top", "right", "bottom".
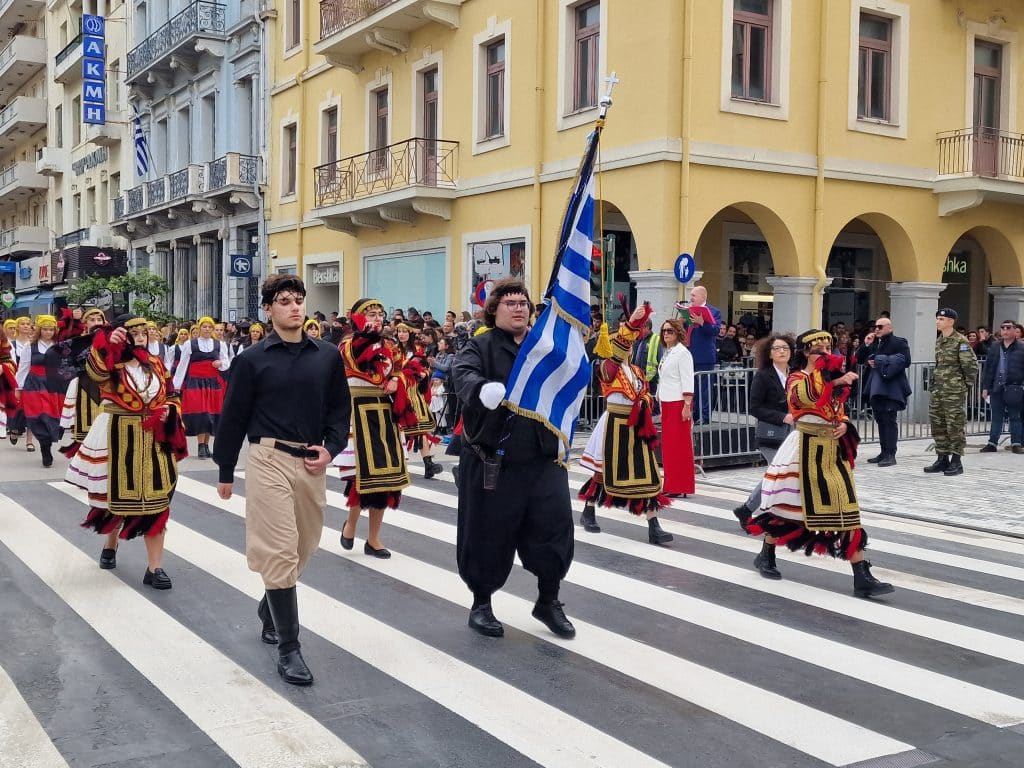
[{"left": 933, "top": 332, "right": 979, "bottom": 393}]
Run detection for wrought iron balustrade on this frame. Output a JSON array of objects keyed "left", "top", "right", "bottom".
[
  {"left": 147, "top": 178, "right": 167, "bottom": 206},
  {"left": 126, "top": 2, "right": 226, "bottom": 79},
  {"left": 0, "top": 103, "right": 16, "bottom": 130},
  {"left": 56, "top": 228, "right": 88, "bottom": 249},
  {"left": 209, "top": 156, "right": 227, "bottom": 190},
  {"left": 0, "top": 164, "right": 16, "bottom": 189},
  {"left": 170, "top": 169, "right": 190, "bottom": 199},
  {"left": 937, "top": 128, "right": 1024, "bottom": 180},
  {"left": 313, "top": 138, "right": 458, "bottom": 208},
  {"left": 320, "top": 0, "right": 398, "bottom": 39},
  {"left": 206, "top": 154, "right": 259, "bottom": 191},
  {"left": 239, "top": 155, "right": 258, "bottom": 184},
  {"left": 55, "top": 33, "right": 83, "bottom": 67},
  {"left": 126, "top": 187, "right": 145, "bottom": 214},
  {"left": 113, "top": 197, "right": 125, "bottom": 221}
]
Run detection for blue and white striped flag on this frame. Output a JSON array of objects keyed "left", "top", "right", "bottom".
[
  {"left": 133, "top": 104, "right": 152, "bottom": 179},
  {"left": 503, "top": 127, "right": 602, "bottom": 461}
]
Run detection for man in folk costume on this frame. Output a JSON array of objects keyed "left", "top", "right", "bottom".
[
  {"left": 66, "top": 315, "right": 187, "bottom": 587},
  {"left": 172, "top": 316, "right": 230, "bottom": 458},
  {"left": 742, "top": 330, "right": 894, "bottom": 597},
  {"left": 579, "top": 301, "right": 673, "bottom": 546},
  {"left": 0, "top": 333, "right": 18, "bottom": 440},
  {"left": 58, "top": 308, "right": 108, "bottom": 458},
  {"left": 335, "top": 298, "right": 410, "bottom": 559}
]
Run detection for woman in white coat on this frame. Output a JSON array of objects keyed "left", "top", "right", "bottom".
[{"left": 657, "top": 318, "right": 696, "bottom": 496}]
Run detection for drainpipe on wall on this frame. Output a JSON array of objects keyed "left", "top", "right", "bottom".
[
  {"left": 677, "top": 0, "right": 693, "bottom": 269},
  {"left": 255, "top": 1, "right": 270, "bottom": 310},
  {"left": 811, "top": 0, "right": 831, "bottom": 325},
  {"left": 531, "top": 0, "right": 547, "bottom": 301},
  {"left": 295, "top": 5, "right": 312, "bottom": 282}
]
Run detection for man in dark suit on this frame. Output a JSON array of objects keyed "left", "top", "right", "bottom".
[
  {"left": 855, "top": 316, "right": 912, "bottom": 466},
  {"left": 684, "top": 285, "right": 722, "bottom": 424}
]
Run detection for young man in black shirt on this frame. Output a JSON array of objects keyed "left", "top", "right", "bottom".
[
  {"left": 214, "top": 275, "right": 351, "bottom": 686},
  {"left": 452, "top": 278, "right": 576, "bottom": 640}
]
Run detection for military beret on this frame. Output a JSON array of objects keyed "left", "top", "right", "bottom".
[{"left": 936, "top": 308, "right": 958, "bottom": 320}]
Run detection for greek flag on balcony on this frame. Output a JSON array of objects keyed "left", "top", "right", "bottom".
[
  {"left": 502, "top": 124, "right": 602, "bottom": 462},
  {"left": 133, "top": 105, "right": 152, "bottom": 179}
]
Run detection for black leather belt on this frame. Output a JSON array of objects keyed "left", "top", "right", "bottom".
[{"left": 255, "top": 439, "right": 319, "bottom": 459}]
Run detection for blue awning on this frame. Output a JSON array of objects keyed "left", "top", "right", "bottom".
[{"left": 11, "top": 292, "right": 38, "bottom": 308}]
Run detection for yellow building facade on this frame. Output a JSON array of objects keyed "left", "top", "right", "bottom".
[{"left": 268, "top": 0, "right": 1024, "bottom": 362}]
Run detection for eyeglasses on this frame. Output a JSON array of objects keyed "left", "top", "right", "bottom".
[
  {"left": 499, "top": 300, "right": 530, "bottom": 310},
  {"left": 770, "top": 345, "right": 789, "bottom": 351},
  {"left": 1001, "top": 324, "right": 1016, "bottom": 329}
]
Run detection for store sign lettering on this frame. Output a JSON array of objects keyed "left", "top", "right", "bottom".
[
  {"left": 312, "top": 265, "right": 339, "bottom": 285},
  {"left": 943, "top": 255, "right": 968, "bottom": 275}
]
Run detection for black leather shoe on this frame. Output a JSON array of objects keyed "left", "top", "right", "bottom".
[
  {"left": 340, "top": 529, "right": 354, "bottom": 550},
  {"left": 532, "top": 600, "right": 576, "bottom": 638},
  {"left": 980, "top": 443, "right": 997, "bottom": 453},
  {"left": 877, "top": 455, "right": 896, "bottom": 467},
  {"left": 197, "top": 443, "right": 211, "bottom": 459},
  {"left": 866, "top": 454, "right": 883, "bottom": 463},
  {"left": 579, "top": 504, "right": 601, "bottom": 533},
  {"left": 753, "top": 542, "right": 782, "bottom": 579},
  {"left": 99, "top": 548, "right": 117, "bottom": 570},
  {"left": 468, "top": 604, "right": 504, "bottom": 637},
  {"left": 364, "top": 542, "right": 392, "bottom": 559},
  {"left": 277, "top": 649, "right": 314, "bottom": 686},
  {"left": 732, "top": 505, "right": 752, "bottom": 532},
  {"left": 258, "top": 594, "right": 278, "bottom": 645},
  {"left": 143, "top": 568, "right": 172, "bottom": 590},
  {"left": 8, "top": 433, "right": 17, "bottom": 445}
]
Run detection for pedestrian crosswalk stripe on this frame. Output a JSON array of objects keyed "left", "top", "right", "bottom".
[
  {"left": 0, "top": 664, "right": 72, "bottom": 768},
  {"left": 0, "top": 491, "right": 369, "bottom": 768},
  {"left": 54, "top": 482, "right": 674, "bottom": 768},
  {"left": 178, "top": 476, "right": 915, "bottom": 766},
  {"left": 385, "top": 481, "right": 1024, "bottom": 665}
]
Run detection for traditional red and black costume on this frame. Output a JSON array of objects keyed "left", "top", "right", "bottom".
[
  {"left": 172, "top": 317, "right": 229, "bottom": 437},
  {"left": 58, "top": 308, "right": 107, "bottom": 457},
  {"left": 15, "top": 315, "right": 64, "bottom": 446},
  {"left": 0, "top": 335, "right": 18, "bottom": 439},
  {"left": 67, "top": 318, "right": 187, "bottom": 540}
]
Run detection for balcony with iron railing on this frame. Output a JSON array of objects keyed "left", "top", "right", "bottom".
[
  {"left": 0, "top": 34, "right": 47, "bottom": 90},
  {"left": 0, "top": 96, "right": 47, "bottom": 151},
  {"left": 53, "top": 31, "right": 84, "bottom": 84},
  {"left": 0, "top": 225, "right": 47, "bottom": 259},
  {"left": 0, "top": 162, "right": 47, "bottom": 212},
  {"left": 934, "top": 128, "right": 1024, "bottom": 215},
  {"left": 126, "top": 1, "right": 227, "bottom": 85},
  {"left": 312, "top": 137, "right": 457, "bottom": 232},
  {"left": 316, "top": 0, "right": 464, "bottom": 72}
]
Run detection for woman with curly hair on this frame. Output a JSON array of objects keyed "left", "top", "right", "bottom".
[{"left": 743, "top": 329, "right": 894, "bottom": 597}]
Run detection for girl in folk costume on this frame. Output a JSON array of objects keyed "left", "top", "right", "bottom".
[
  {"left": 579, "top": 303, "right": 674, "bottom": 546},
  {"left": 237, "top": 322, "right": 266, "bottom": 355},
  {"left": 334, "top": 298, "right": 410, "bottom": 559},
  {"left": 303, "top": 318, "right": 321, "bottom": 340},
  {"left": 394, "top": 323, "right": 443, "bottom": 480},
  {"left": 741, "top": 329, "right": 894, "bottom": 597},
  {"left": 167, "top": 327, "right": 190, "bottom": 375},
  {"left": 66, "top": 315, "right": 187, "bottom": 588},
  {"left": 58, "top": 308, "right": 108, "bottom": 458},
  {"left": 8, "top": 316, "right": 33, "bottom": 450},
  {"left": 15, "top": 315, "right": 64, "bottom": 467},
  {"left": 0, "top": 333, "right": 18, "bottom": 440},
  {"left": 172, "top": 316, "right": 230, "bottom": 458}
]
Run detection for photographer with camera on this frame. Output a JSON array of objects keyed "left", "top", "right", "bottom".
[{"left": 452, "top": 278, "right": 576, "bottom": 640}]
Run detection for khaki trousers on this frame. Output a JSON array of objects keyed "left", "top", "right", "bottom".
[{"left": 245, "top": 440, "right": 326, "bottom": 589}]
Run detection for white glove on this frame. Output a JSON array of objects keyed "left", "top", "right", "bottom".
[{"left": 479, "top": 381, "right": 506, "bottom": 410}]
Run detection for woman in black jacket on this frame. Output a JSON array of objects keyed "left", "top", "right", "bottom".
[{"left": 734, "top": 334, "right": 794, "bottom": 577}]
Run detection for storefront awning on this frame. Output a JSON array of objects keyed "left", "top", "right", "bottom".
[{"left": 11, "top": 292, "right": 38, "bottom": 308}]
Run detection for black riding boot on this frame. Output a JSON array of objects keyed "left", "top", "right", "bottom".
[
  {"left": 257, "top": 593, "right": 278, "bottom": 645},
  {"left": 423, "top": 455, "right": 443, "bottom": 479},
  {"left": 579, "top": 504, "right": 600, "bottom": 533},
  {"left": 647, "top": 516, "right": 673, "bottom": 546},
  {"left": 753, "top": 540, "right": 781, "bottom": 579},
  {"left": 852, "top": 560, "right": 895, "bottom": 598},
  {"left": 923, "top": 454, "right": 949, "bottom": 473},
  {"left": 265, "top": 586, "right": 313, "bottom": 685}
]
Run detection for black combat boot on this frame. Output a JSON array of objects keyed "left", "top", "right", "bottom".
[
  {"left": 579, "top": 504, "right": 600, "bottom": 533},
  {"left": 423, "top": 455, "right": 443, "bottom": 479},
  {"left": 257, "top": 593, "right": 278, "bottom": 645},
  {"left": 532, "top": 599, "right": 576, "bottom": 638},
  {"left": 851, "top": 560, "right": 895, "bottom": 598},
  {"left": 265, "top": 587, "right": 313, "bottom": 685},
  {"left": 753, "top": 541, "right": 781, "bottom": 579},
  {"left": 943, "top": 454, "right": 964, "bottom": 476},
  {"left": 647, "top": 517, "right": 673, "bottom": 546},
  {"left": 922, "top": 454, "right": 949, "bottom": 473}
]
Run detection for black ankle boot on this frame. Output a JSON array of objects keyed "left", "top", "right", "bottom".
[
  {"left": 579, "top": 504, "right": 601, "bottom": 533},
  {"left": 943, "top": 454, "right": 964, "bottom": 476},
  {"left": 258, "top": 594, "right": 278, "bottom": 645},
  {"left": 732, "top": 505, "right": 752, "bottom": 532},
  {"left": 753, "top": 541, "right": 781, "bottom": 579},
  {"left": 647, "top": 516, "right": 673, "bottom": 546},
  {"left": 532, "top": 599, "right": 576, "bottom": 638},
  {"left": 852, "top": 560, "right": 895, "bottom": 598},
  {"left": 40, "top": 441, "right": 53, "bottom": 468},
  {"left": 265, "top": 587, "right": 313, "bottom": 685},
  {"left": 197, "top": 443, "right": 211, "bottom": 459},
  {"left": 423, "top": 455, "right": 443, "bottom": 479},
  {"left": 923, "top": 453, "right": 949, "bottom": 473}
]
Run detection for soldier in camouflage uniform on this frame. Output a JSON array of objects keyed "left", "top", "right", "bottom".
[{"left": 924, "top": 308, "right": 979, "bottom": 476}]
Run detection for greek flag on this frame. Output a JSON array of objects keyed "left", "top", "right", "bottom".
[
  {"left": 133, "top": 105, "right": 152, "bottom": 179},
  {"left": 503, "top": 127, "right": 601, "bottom": 461}
]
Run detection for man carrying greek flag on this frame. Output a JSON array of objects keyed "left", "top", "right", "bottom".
[{"left": 451, "top": 120, "right": 606, "bottom": 641}]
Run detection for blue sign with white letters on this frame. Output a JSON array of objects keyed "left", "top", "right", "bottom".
[
  {"left": 81, "top": 16, "right": 106, "bottom": 126},
  {"left": 229, "top": 254, "right": 253, "bottom": 278},
  {"left": 673, "top": 253, "right": 696, "bottom": 284}
]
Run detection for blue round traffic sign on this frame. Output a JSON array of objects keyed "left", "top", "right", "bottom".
[{"left": 673, "top": 253, "right": 696, "bottom": 284}]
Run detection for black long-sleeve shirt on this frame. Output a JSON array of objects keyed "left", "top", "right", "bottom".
[{"left": 213, "top": 332, "right": 351, "bottom": 483}]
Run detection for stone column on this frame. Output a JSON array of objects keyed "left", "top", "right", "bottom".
[
  {"left": 988, "top": 286, "right": 1024, "bottom": 327},
  {"left": 887, "top": 281, "right": 945, "bottom": 421},
  {"left": 196, "top": 238, "right": 217, "bottom": 319},
  {"left": 766, "top": 276, "right": 828, "bottom": 335},
  {"left": 629, "top": 269, "right": 680, "bottom": 328},
  {"left": 173, "top": 241, "right": 191, "bottom": 319}
]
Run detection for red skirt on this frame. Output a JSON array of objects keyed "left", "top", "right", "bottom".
[
  {"left": 660, "top": 399, "right": 695, "bottom": 495},
  {"left": 181, "top": 360, "right": 225, "bottom": 435}
]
